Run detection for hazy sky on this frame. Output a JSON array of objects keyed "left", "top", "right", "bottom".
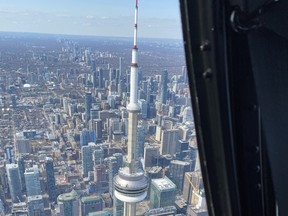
[{"left": 0, "top": 0, "right": 183, "bottom": 39}]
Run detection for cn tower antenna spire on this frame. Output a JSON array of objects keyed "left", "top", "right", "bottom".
[
  {"left": 133, "top": 0, "right": 139, "bottom": 49},
  {"left": 113, "top": 0, "right": 148, "bottom": 215}
]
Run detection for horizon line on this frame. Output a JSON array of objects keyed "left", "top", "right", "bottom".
[{"left": 0, "top": 30, "right": 183, "bottom": 41}]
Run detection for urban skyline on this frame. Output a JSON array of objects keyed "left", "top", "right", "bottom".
[
  {"left": 0, "top": 1, "right": 207, "bottom": 215},
  {"left": 0, "top": 0, "right": 182, "bottom": 39}
]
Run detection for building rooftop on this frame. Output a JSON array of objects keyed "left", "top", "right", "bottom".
[
  {"left": 58, "top": 190, "right": 78, "bottom": 202},
  {"left": 88, "top": 210, "right": 112, "bottom": 216},
  {"left": 147, "top": 166, "right": 162, "bottom": 174},
  {"left": 27, "top": 195, "right": 43, "bottom": 202},
  {"left": 81, "top": 195, "right": 102, "bottom": 203},
  {"left": 6, "top": 163, "right": 18, "bottom": 169},
  {"left": 170, "top": 160, "right": 190, "bottom": 166},
  {"left": 152, "top": 176, "right": 176, "bottom": 192},
  {"left": 25, "top": 165, "right": 39, "bottom": 173}
]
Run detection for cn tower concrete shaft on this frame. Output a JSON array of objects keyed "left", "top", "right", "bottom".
[{"left": 113, "top": 0, "right": 148, "bottom": 216}]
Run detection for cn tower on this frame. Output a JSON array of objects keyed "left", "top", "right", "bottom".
[{"left": 113, "top": 0, "right": 148, "bottom": 215}]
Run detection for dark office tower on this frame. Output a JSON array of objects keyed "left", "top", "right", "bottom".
[
  {"left": 91, "top": 60, "right": 97, "bottom": 72},
  {"left": 99, "top": 68, "right": 104, "bottom": 88},
  {"left": 113, "top": 153, "right": 123, "bottom": 168},
  {"left": 126, "top": 73, "right": 130, "bottom": 93},
  {"left": 11, "top": 95, "right": 17, "bottom": 108},
  {"left": 119, "top": 57, "right": 123, "bottom": 79},
  {"left": 85, "top": 92, "right": 92, "bottom": 125},
  {"left": 0, "top": 199, "right": 3, "bottom": 215},
  {"left": 190, "top": 145, "right": 198, "bottom": 172},
  {"left": 0, "top": 163, "right": 7, "bottom": 191},
  {"left": 4, "top": 145, "right": 14, "bottom": 164},
  {"left": 82, "top": 144, "right": 96, "bottom": 178},
  {"left": 80, "top": 196, "right": 103, "bottom": 216},
  {"left": 6, "top": 164, "right": 23, "bottom": 203},
  {"left": 182, "top": 66, "right": 187, "bottom": 84},
  {"left": 93, "top": 71, "right": 97, "bottom": 88},
  {"left": 17, "top": 156, "right": 26, "bottom": 192},
  {"left": 94, "top": 119, "right": 103, "bottom": 141},
  {"left": 169, "top": 160, "right": 191, "bottom": 192},
  {"left": 94, "top": 164, "right": 106, "bottom": 183},
  {"left": 109, "top": 68, "right": 116, "bottom": 82},
  {"left": 93, "top": 149, "right": 104, "bottom": 166},
  {"left": 115, "top": 69, "right": 120, "bottom": 86},
  {"left": 27, "top": 195, "right": 45, "bottom": 216},
  {"left": 136, "top": 125, "right": 145, "bottom": 158},
  {"left": 142, "top": 81, "right": 148, "bottom": 93},
  {"left": 80, "top": 129, "right": 96, "bottom": 146},
  {"left": 90, "top": 108, "right": 99, "bottom": 121},
  {"left": 118, "top": 80, "right": 124, "bottom": 96},
  {"left": 45, "top": 157, "right": 56, "bottom": 201},
  {"left": 176, "top": 140, "right": 189, "bottom": 157},
  {"left": 160, "top": 70, "right": 168, "bottom": 104},
  {"left": 138, "top": 68, "right": 142, "bottom": 85}
]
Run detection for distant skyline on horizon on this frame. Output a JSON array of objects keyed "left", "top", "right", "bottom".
[
  {"left": 0, "top": 0, "right": 183, "bottom": 39},
  {"left": 0, "top": 31, "right": 184, "bottom": 42}
]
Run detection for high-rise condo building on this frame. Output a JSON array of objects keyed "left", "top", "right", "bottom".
[{"left": 6, "top": 164, "right": 23, "bottom": 203}]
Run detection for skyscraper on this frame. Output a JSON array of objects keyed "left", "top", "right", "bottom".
[
  {"left": 45, "top": 157, "right": 56, "bottom": 201},
  {"left": 182, "top": 106, "right": 193, "bottom": 122},
  {"left": 27, "top": 195, "right": 45, "bottom": 216},
  {"left": 82, "top": 143, "right": 96, "bottom": 177},
  {"left": 17, "top": 156, "right": 26, "bottom": 192},
  {"left": 94, "top": 119, "right": 103, "bottom": 142},
  {"left": 119, "top": 57, "right": 123, "bottom": 79},
  {"left": 93, "top": 71, "right": 97, "bottom": 88},
  {"left": 6, "top": 164, "right": 23, "bottom": 203},
  {"left": 136, "top": 125, "right": 145, "bottom": 158},
  {"left": 80, "top": 129, "right": 96, "bottom": 146},
  {"left": 169, "top": 160, "right": 191, "bottom": 192},
  {"left": 0, "top": 199, "right": 4, "bottom": 215},
  {"left": 183, "top": 171, "right": 204, "bottom": 206},
  {"left": 144, "top": 146, "right": 159, "bottom": 168},
  {"left": 85, "top": 92, "right": 92, "bottom": 125},
  {"left": 160, "top": 69, "right": 168, "bottom": 104},
  {"left": 0, "top": 163, "right": 8, "bottom": 195},
  {"left": 139, "top": 99, "right": 148, "bottom": 119},
  {"left": 160, "top": 129, "right": 179, "bottom": 155},
  {"left": 109, "top": 68, "right": 116, "bottom": 82},
  {"left": 90, "top": 108, "right": 99, "bottom": 121},
  {"left": 150, "top": 176, "right": 176, "bottom": 209},
  {"left": 145, "top": 206, "right": 177, "bottom": 216},
  {"left": 99, "top": 68, "right": 104, "bottom": 88},
  {"left": 80, "top": 196, "right": 104, "bottom": 216},
  {"left": 4, "top": 145, "right": 14, "bottom": 164},
  {"left": 118, "top": 80, "right": 124, "bottom": 96},
  {"left": 93, "top": 148, "right": 104, "bottom": 166},
  {"left": 57, "top": 190, "right": 79, "bottom": 216},
  {"left": 113, "top": 1, "right": 148, "bottom": 215},
  {"left": 25, "top": 165, "right": 41, "bottom": 196},
  {"left": 94, "top": 164, "right": 106, "bottom": 183}
]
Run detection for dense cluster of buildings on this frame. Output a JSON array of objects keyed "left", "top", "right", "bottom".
[{"left": 0, "top": 3, "right": 207, "bottom": 216}]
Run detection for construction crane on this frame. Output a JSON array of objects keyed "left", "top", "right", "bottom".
[{"left": 185, "top": 172, "right": 201, "bottom": 207}]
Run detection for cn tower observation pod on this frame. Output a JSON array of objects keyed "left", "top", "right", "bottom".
[{"left": 114, "top": 167, "right": 148, "bottom": 203}]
